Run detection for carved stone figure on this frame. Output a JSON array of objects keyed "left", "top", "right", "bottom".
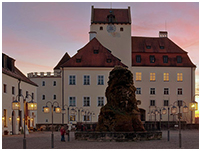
[{"left": 96, "top": 66, "right": 146, "bottom": 132}]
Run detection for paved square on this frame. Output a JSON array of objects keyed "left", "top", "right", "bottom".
[{"left": 2, "top": 130, "right": 199, "bottom": 149}]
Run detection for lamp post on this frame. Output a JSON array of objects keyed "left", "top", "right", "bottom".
[
  {"left": 171, "top": 100, "right": 188, "bottom": 148},
  {"left": 155, "top": 107, "right": 167, "bottom": 130},
  {"left": 189, "top": 94, "right": 198, "bottom": 124},
  {"left": 61, "top": 105, "right": 70, "bottom": 141},
  {"left": 12, "top": 94, "right": 37, "bottom": 149},
  {"left": 71, "top": 107, "right": 85, "bottom": 122},
  {"left": 43, "top": 101, "right": 61, "bottom": 148}
]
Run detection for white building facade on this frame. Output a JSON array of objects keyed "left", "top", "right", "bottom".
[
  {"left": 2, "top": 53, "right": 38, "bottom": 135},
  {"left": 28, "top": 6, "right": 196, "bottom": 126}
]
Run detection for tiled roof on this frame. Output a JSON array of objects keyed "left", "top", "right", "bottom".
[
  {"left": 54, "top": 52, "right": 71, "bottom": 69},
  {"left": 91, "top": 6, "right": 131, "bottom": 24},
  {"left": 131, "top": 37, "right": 196, "bottom": 67},
  {"left": 2, "top": 67, "right": 38, "bottom": 86},
  {"left": 60, "top": 38, "right": 127, "bottom": 68}
]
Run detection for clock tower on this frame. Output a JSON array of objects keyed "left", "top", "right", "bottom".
[{"left": 89, "top": 6, "right": 132, "bottom": 67}]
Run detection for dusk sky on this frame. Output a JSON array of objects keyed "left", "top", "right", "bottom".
[{"left": 2, "top": 2, "right": 199, "bottom": 114}]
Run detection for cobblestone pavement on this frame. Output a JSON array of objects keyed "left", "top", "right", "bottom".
[{"left": 2, "top": 129, "right": 199, "bottom": 149}]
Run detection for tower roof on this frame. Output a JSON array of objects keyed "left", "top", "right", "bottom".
[{"left": 60, "top": 38, "right": 127, "bottom": 68}]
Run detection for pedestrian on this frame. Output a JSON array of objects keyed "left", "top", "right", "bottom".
[
  {"left": 81, "top": 123, "right": 84, "bottom": 131},
  {"left": 60, "top": 126, "right": 66, "bottom": 142}
]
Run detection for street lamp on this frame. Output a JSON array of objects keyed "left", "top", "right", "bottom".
[
  {"left": 71, "top": 107, "right": 85, "bottom": 122},
  {"left": 189, "top": 94, "right": 198, "bottom": 124},
  {"left": 171, "top": 100, "right": 188, "bottom": 148},
  {"left": 155, "top": 107, "right": 167, "bottom": 130},
  {"left": 12, "top": 94, "right": 37, "bottom": 149},
  {"left": 43, "top": 101, "right": 61, "bottom": 148}
]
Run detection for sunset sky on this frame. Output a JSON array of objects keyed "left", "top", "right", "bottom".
[{"left": 2, "top": 2, "right": 199, "bottom": 115}]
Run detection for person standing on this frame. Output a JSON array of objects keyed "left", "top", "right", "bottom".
[{"left": 60, "top": 126, "right": 66, "bottom": 142}]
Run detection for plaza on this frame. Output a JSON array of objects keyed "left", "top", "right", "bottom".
[{"left": 2, "top": 130, "right": 199, "bottom": 149}]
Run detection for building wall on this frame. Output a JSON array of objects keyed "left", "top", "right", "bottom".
[
  {"left": 90, "top": 24, "right": 131, "bottom": 67},
  {"left": 28, "top": 72, "right": 62, "bottom": 124},
  {"left": 132, "top": 66, "right": 195, "bottom": 123},
  {"left": 2, "top": 74, "right": 37, "bottom": 135}
]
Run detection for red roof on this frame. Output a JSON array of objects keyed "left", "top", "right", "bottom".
[
  {"left": 54, "top": 52, "right": 71, "bottom": 69},
  {"left": 91, "top": 6, "right": 131, "bottom": 24},
  {"left": 60, "top": 38, "right": 127, "bottom": 68},
  {"left": 131, "top": 37, "right": 196, "bottom": 67}
]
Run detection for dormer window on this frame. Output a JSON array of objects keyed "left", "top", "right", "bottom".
[
  {"left": 160, "top": 46, "right": 165, "bottom": 49},
  {"left": 107, "top": 10, "right": 115, "bottom": 23},
  {"left": 146, "top": 45, "right": 151, "bottom": 49},
  {"left": 94, "top": 49, "right": 99, "bottom": 54},
  {"left": 76, "top": 59, "right": 81, "bottom": 63},
  {"left": 163, "top": 56, "right": 168, "bottom": 63},
  {"left": 100, "top": 26, "right": 103, "bottom": 30},
  {"left": 136, "top": 55, "right": 141, "bottom": 63},
  {"left": 107, "top": 59, "right": 112, "bottom": 63},
  {"left": 150, "top": 55, "right": 155, "bottom": 63},
  {"left": 177, "top": 56, "right": 182, "bottom": 63}
]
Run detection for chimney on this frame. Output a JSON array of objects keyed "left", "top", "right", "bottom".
[
  {"left": 89, "top": 31, "right": 97, "bottom": 41},
  {"left": 159, "top": 31, "right": 168, "bottom": 38}
]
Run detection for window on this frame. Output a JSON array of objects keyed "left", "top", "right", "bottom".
[
  {"left": 120, "top": 27, "right": 124, "bottom": 31},
  {"left": 84, "top": 75, "right": 90, "bottom": 85},
  {"left": 136, "top": 72, "right": 142, "bottom": 81},
  {"left": 32, "top": 93, "right": 34, "bottom": 99},
  {"left": 83, "top": 115, "right": 90, "bottom": 121},
  {"left": 150, "top": 73, "right": 156, "bottom": 81},
  {"left": 146, "top": 45, "right": 151, "bottom": 49},
  {"left": 83, "top": 97, "right": 90, "bottom": 106},
  {"left": 164, "top": 100, "right": 169, "bottom": 106},
  {"left": 160, "top": 46, "right": 165, "bottom": 49},
  {"left": 94, "top": 49, "right": 99, "bottom": 54},
  {"left": 163, "top": 56, "right": 168, "bottom": 63},
  {"left": 3, "top": 84, "right": 7, "bottom": 93},
  {"left": 12, "top": 86, "right": 15, "bottom": 95},
  {"left": 150, "top": 55, "right": 155, "bottom": 63},
  {"left": 177, "top": 56, "right": 182, "bottom": 63},
  {"left": 98, "top": 75, "right": 104, "bottom": 85},
  {"left": 42, "top": 95, "right": 45, "bottom": 100},
  {"left": 177, "top": 100, "right": 183, "bottom": 106},
  {"left": 98, "top": 97, "right": 104, "bottom": 107},
  {"left": 42, "top": 81, "right": 45, "bottom": 86},
  {"left": 76, "top": 59, "right": 81, "bottom": 63},
  {"left": 3, "top": 109, "right": 7, "bottom": 127},
  {"left": 136, "top": 88, "right": 141, "bottom": 94},
  {"left": 69, "top": 75, "right": 76, "bottom": 85},
  {"left": 150, "top": 88, "right": 155, "bottom": 95},
  {"left": 26, "top": 91, "right": 28, "bottom": 98},
  {"left": 100, "top": 26, "right": 103, "bottom": 30},
  {"left": 69, "top": 97, "right": 76, "bottom": 107},
  {"left": 163, "top": 73, "right": 169, "bottom": 82},
  {"left": 164, "top": 88, "right": 169, "bottom": 95},
  {"left": 53, "top": 81, "right": 56, "bottom": 86},
  {"left": 70, "top": 115, "right": 76, "bottom": 121},
  {"left": 107, "top": 59, "right": 112, "bottom": 63},
  {"left": 177, "top": 73, "right": 183, "bottom": 82},
  {"left": 178, "top": 88, "right": 183, "bottom": 95},
  {"left": 53, "top": 95, "right": 56, "bottom": 100},
  {"left": 150, "top": 100, "right": 155, "bottom": 106},
  {"left": 136, "top": 55, "right": 141, "bottom": 63}
]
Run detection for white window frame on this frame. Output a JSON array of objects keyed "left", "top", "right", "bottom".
[
  {"left": 136, "top": 88, "right": 141, "bottom": 94},
  {"left": 163, "top": 73, "right": 169, "bottom": 82},
  {"left": 164, "top": 88, "right": 169, "bottom": 95},
  {"left": 136, "top": 72, "right": 142, "bottom": 81},
  {"left": 83, "top": 75, "right": 90, "bottom": 85},
  {"left": 97, "top": 97, "right": 104, "bottom": 107},
  {"left": 177, "top": 73, "right": 183, "bottom": 82},
  {"left": 69, "top": 97, "right": 76, "bottom": 107},
  {"left": 69, "top": 75, "right": 76, "bottom": 85},
  {"left": 83, "top": 97, "right": 90, "bottom": 107},
  {"left": 97, "top": 75, "right": 104, "bottom": 85},
  {"left": 150, "top": 73, "right": 156, "bottom": 81},
  {"left": 177, "top": 88, "right": 183, "bottom": 95},
  {"left": 150, "top": 88, "right": 155, "bottom": 95}
]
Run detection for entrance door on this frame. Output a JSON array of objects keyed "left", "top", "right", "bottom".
[{"left": 139, "top": 108, "right": 146, "bottom": 121}]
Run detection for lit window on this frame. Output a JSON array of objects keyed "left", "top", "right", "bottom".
[
  {"left": 136, "top": 88, "right": 141, "bottom": 94},
  {"left": 83, "top": 115, "right": 90, "bottom": 121},
  {"left": 84, "top": 75, "right": 90, "bottom": 85},
  {"left": 150, "top": 100, "right": 155, "bottom": 106},
  {"left": 136, "top": 55, "right": 141, "bottom": 63},
  {"left": 83, "top": 97, "right": 90, "bottom": 107},
  {"left": 164, "top": 88, "right": 169, "bottom": 95},
  {"left": 136, "top": 72, "right": 142, "bottom": 81},
  {"left": 177, "top": 73, "right": 183, "bottom": 82},
  {"left": 150, "top": 55, "right": 155, "bottom": 63},
  {"left": 150, "top": 73, "right": 156, "bottom": 81},
  {"left": 3, "top": 109, "right": 7, "bottom": 127},
  {"left": 98, "top": 75, "right": 104, "bottom": 85},
  {"left": 69, "top": 75, "right": 76, "bottom": 85},
  {"left": 98, "top": 97, "right": 104, "bottom": 107},
  {"left": 150, "top": 88, "right": 155, "bottom": 95},
  {"left": 69, "top": 97, "right": 76, "bottom": 107},
  {"left": 164, "top": 100, "right": 169, "bottom": 106},
  {"left": 163, "top": 73, "right": 169, "bottom": 82},
  {"left": 178, "top": 88, "right": 183, "bottom": 95},
  {"left": 70, "top": 115, "right": 76, "bottom": 121}
]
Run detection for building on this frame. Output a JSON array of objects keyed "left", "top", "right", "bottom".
[
  {"left": 28, "top": 6, "right": 196, "bottom": 126},
  {"left": 2, "top": 53, "right": 38, "bottom": 135}
]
